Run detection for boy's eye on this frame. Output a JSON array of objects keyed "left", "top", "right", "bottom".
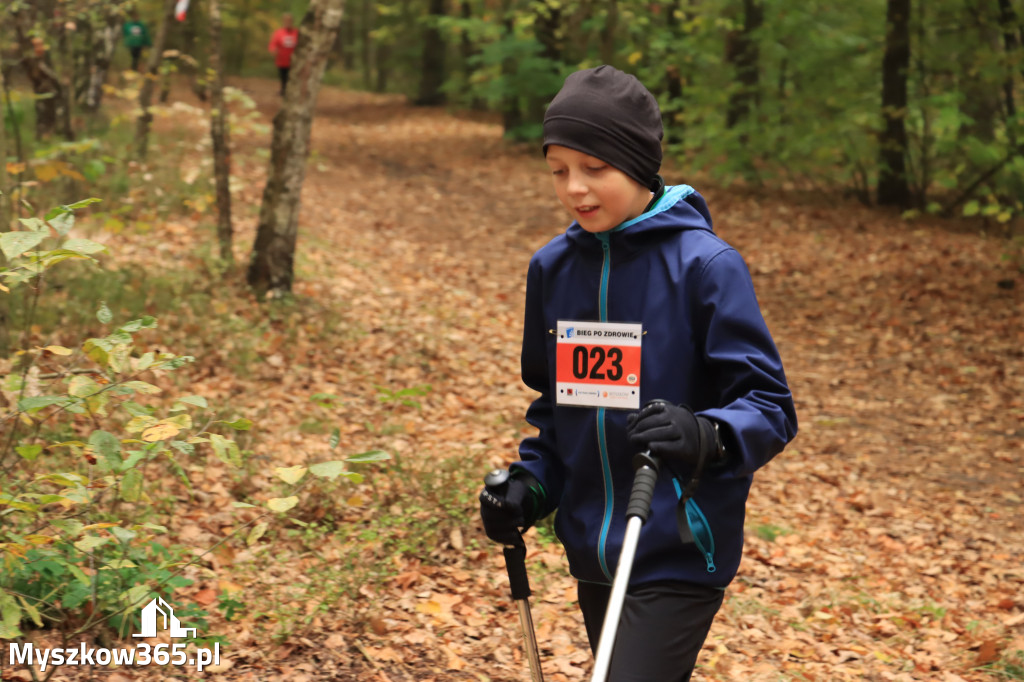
[
  {"left": 587, "top": 165, "right": 607, "bottom": 172},
  {"left": 551, "top": 169, "right": 566, "bottom": 176}
]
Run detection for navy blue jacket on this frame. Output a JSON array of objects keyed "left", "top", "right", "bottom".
[{"left": 511, "top": 185, "right": 797, "bottom": 588}]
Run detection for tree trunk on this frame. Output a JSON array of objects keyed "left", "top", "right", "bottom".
[
  {"left": 82, "top": 9, "right": 121, "bottom": 111},
  {"left": 877, "top": 0, "right": 911, "bottom": 207},
  {"left": 12, "top": 0, "right": 74, "bottom": 141},
  {"left": 415, "top": 0, "right": 447, "bottom": 105},
  {"left": 209, "top": 0, "right": 233, "bottom": 265},
  {"left": 599, "top": 0, "right": 619, "bottom": 65},
  {"left": 0, "top": 65, "right": 10, "bottom": 232},
  {"left": 725, "top": 0, "right": 762, "bottom": 130},
  {"left": 663, "top": 0, "right": 688, "bottom": 145},
  {"left": 998, "top": 0, "right": 1019, "bottom": 124},
  {"left": 500, "top": 5, "right": 522, "bottom": 135},
  {"left": 135, "top": 0, "right": 177, "bottom": 160},
  {"left": 360, "top": 0, "right": 373, "bottom": 89},
  {"left": 247, "top": 0, "right": 345, "bottom": 298}
]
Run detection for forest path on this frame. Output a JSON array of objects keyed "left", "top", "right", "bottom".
[{"left": 216, "top": 77, "right": 1024, "bottom": 680}]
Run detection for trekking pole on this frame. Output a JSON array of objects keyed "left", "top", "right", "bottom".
[
  {"left": 589, "top": 451, "right": 660, "bottom": 682},
  {"left": 484, "top": 469, "right": 545, "bottom": 682}
]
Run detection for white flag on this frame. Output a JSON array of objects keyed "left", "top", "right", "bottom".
[{"left": 174, "top": 0, "right": 190, "bottom": 21}]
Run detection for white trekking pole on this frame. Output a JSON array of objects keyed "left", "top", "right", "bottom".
[{"left": 589, "top": 451, "right": 660, "bottom": 682}]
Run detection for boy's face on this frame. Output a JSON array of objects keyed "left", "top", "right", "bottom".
[{"left": 545, "top": 145, "right": 652, "bottom": 233}]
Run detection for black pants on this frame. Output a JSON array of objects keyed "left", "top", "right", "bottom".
[
  {"left": 278, "top": 66, "right": 290, "bottom": 95},
  {"left": 130, "top": 47, "right": 143, "bottom": 71},
  {"left": 578, "top": 580, "right": 724, "bottom": 682}
]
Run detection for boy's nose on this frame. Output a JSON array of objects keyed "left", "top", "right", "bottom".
[{"left": 566, "top": 173, "right": 588, "bottom": 196}]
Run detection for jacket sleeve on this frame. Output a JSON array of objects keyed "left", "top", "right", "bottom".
[
  {"left": 509, "top": 257, "right": 564, "bottom": 518},
  {"left": 268, "top": 31, "right": 279, "bottom": 53},
  {"left": 695, "top": 247, "right": 798, "bottom": 477}
]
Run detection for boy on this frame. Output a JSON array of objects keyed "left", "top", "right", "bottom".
[
  {"left": 122, "top": 10, "right": 151, "bottom": 72},
  {"left": 268, "top": 13, "right": 299, "bottom": 96},
  {"left": 480, "top": 65, "right": 797, "bottom": 680}
]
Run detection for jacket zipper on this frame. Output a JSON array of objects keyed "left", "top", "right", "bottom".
[{"left": 595, "top": 234, "right": 614, "bottom": 581}]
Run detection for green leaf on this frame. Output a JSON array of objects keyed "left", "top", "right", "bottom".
[
  {"left": 1, "top": 230, "right": 47, "bottom": 259},
  {"left": 101, "top": 559, "right": 138, "bottom": 569},
  {"left": 209, "top": 433, "right": 242, "bottom": 467},
  {"left": 346, "top": 450, "right": 391, "bottom": 464},
  {"left": 49, "top": 212, "right": 74, "bottom": 235},
  {"left": 68, "top": 374, "right": 101, "bottom": 398},
  {"left": 88, "top": 430, "right": 122, "bottom": 471},
  {"left": 97, "top": 302, "right": 113, "bottom": 324},
  {"left": 219, "top": 417, "right": 252, "bottom": 431},
  {"left": 15, "top": 444, "right": 42, "bottom": 461},
  {"left": 308, "top": 460, "right": 361, "bottom": 482},
  {"left": 50, "top": 519, "right": 85, "bottom": 537},
  {"left": 328, "top": 427, "right": 340, "bottom": 450},
  {"left": 109, "top": 526, "right": 136, "bottom": 544},
  {"left": 15, "top": 596, "right": 42, "bottom": 628},
  {"left": 124, "top": 585, "right": 150, "bottom": 609},
  {"left": 18, "top": 217, "right": 47, "bottom": 231},
  {"left": 118, "top": 316, "right": 157, "bottom": 333},
  {"left": 18, "top": 395, "right": 70, "bottom": 412},
  {"left": 267, "top": 496, "right": 299, "bottom": 513},
  {"left": 120, "top": 468, "right": 143, "bottom": 502},
  {"left": 170, "top": 440, "right": 195, "bottom": 456},
  {"left": 65, "top": 197, "right": 101, "bottom": 210},
  {"left": 73, "top": 535, "right": 108, "bottom": 552},
  {"left": 274, "top": 466, "right": 307, "bottom": 485},
  {"left": 0, "top": 592, "right": 24, "bottom": 639},
  {"left": 246, "top": 521, "right": 268, "bottom": 546},
  {"left": 120, "top": 380, "right": 162, "bottom": 395},
  {"left": 174, "top": 394, "right": 208, "bottom": 409}
]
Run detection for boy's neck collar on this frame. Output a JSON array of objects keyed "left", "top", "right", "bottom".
[{"left": 643, "top": 175, "right": 666, "bottom": 214}]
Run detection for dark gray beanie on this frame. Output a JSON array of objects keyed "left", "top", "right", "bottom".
[{"left": 543, "top": 65, "right": 663, "bottom": 189}]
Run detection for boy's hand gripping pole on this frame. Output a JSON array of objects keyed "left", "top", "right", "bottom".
[
  {"left": 589, "top": 452, "right": 660, "bottom": 682},
  {"left": 484, "top": 469, "right": 545, "bottom": 682}
]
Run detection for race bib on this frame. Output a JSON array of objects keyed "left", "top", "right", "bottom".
[{"left": 556, "top": 321, "right": 641, "bottom": 409}]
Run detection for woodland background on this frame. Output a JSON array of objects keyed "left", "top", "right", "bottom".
[{"left": 1, "top": 0, "right": 1023, "bottom": 680}]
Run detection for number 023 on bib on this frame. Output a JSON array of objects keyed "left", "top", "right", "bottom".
[{"left": 555, "top": 321, "right": 642, "bottom": 410}]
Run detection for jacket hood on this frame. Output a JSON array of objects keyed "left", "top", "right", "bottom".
[{"left": 564, "top": 185, "right": 714, "bottom": 256}]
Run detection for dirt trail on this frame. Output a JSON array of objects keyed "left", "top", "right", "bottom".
[{"left": 171, "top": 78, "right": 1024, "bottom": 680}]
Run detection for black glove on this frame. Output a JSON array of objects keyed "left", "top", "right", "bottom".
[
  {"left": 479, "top": 473, "right": 542, "bottom": 546},
  {"left": 626, "top": 400, "right": 722, "bottom": 469}
]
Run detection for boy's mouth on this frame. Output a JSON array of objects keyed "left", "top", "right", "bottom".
[{"left": 576, "top": 205, "right": 599, "bottom": 216}]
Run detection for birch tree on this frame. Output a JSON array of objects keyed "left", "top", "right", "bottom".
[
  {"left": 246, "top": 0, "right": 345, "bottom": 297},
  {"left": 209, "top": 0, "right": 233, "bottom": 265}
]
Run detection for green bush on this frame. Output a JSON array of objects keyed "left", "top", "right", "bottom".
[{"left": 0, "top": 200, "right": 388, "bottom": 646}]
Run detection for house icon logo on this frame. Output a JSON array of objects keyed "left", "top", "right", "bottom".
[{"left": 132, "top": 597, "right": 197, "bottom": 639}]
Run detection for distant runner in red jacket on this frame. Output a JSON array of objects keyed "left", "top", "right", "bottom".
[{"left": 268, "top": 14, "right": 299, "bottom": 96}]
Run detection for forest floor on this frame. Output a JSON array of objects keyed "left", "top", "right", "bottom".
[{"left": 10, "top": 77, "right": 1024, "bottom": 681}]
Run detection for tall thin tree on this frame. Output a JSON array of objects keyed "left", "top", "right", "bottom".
[
  {"left": 135, "top": 0, "right": 177, "bottom": 161},
  {"left": 0, "top": 64, "right": 10, "bottom": 232},
  {"left": 416, "top": 0, "right": 448, "bottom": 105},
  {"left": 725, "top": 0, "right": 763, "bottom": 131},
  {"left": 247, "top": 0, "right": 346, "bottom": 297},
  {"left": 877, "top": 0, "right": 911, "bottom": 207},
  {"left": 209, "top": 0, "right": 233, "bottom": 265}
]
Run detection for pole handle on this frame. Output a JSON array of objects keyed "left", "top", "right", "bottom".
[
  {"left": 503, "top": 544, "right": 531, "bottom": 600},
  {"left": 625, "top": 452, "right": 659, "bottom": 522}
]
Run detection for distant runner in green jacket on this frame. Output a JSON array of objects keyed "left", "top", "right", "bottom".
[{"left": 123, "top": 11, "right": 152, "bottom": 71}]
